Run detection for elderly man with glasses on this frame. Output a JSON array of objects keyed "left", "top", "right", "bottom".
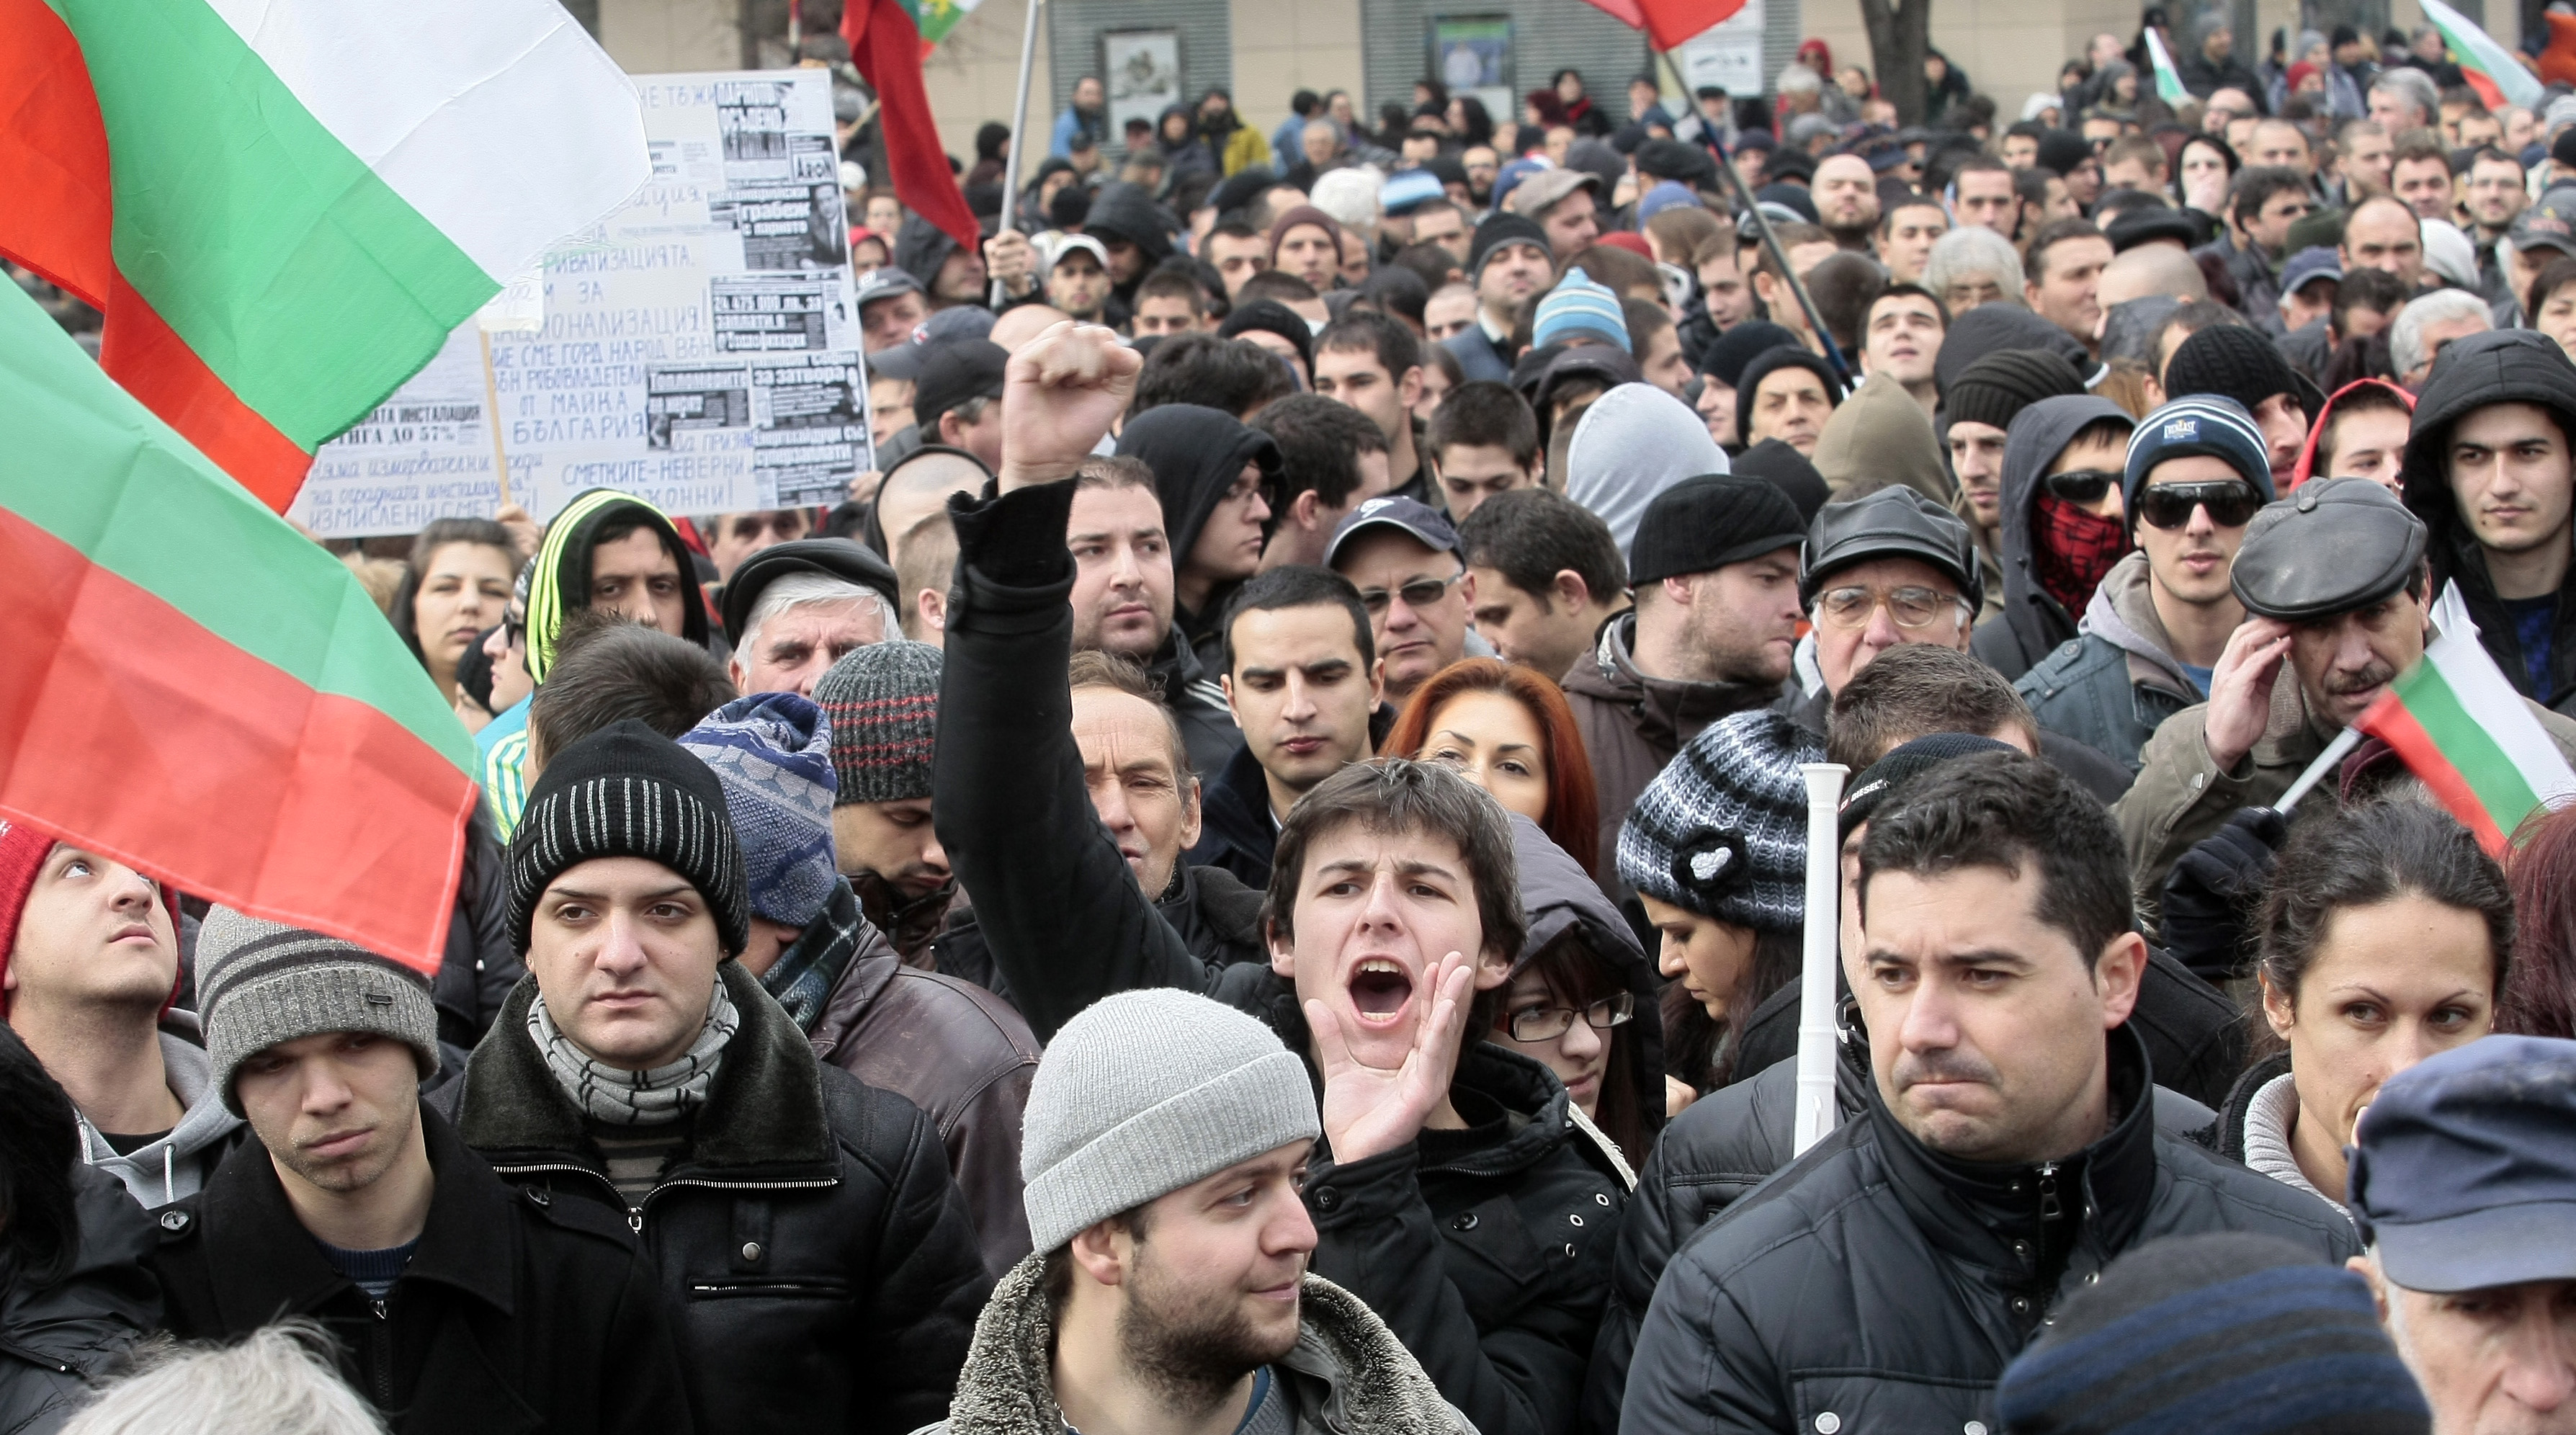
[{"left": 1325, "top": 497, "right": 1478, "bottom": 710}]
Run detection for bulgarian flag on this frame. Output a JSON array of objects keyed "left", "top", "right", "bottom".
[
  {"left": 2355, "top": 584, "right": 2576, "bottom": 854},
  {"left": 1579, "top": 0, "right": 1747, "bottom": 50},
  {"left": 0, "top": 281, "right": 480, "bottom": 973},
  {"left": 844, "top": 0, "right": 982, "bottom": 252},
  {"left": 2142, "top": 27, "right": 2191, "bottom": 105},
  {"left": 1, "top": 0, "right": 650, "bottom": 514},
  {"left": 2418, "top": 0, "right": 2544, "bottom": 112}
]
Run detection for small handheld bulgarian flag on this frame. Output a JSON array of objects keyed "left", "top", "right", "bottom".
[
  {"left": 2142, "top": 28, "right": 2191, "bottom": 107},
  {"left": 2416, "top": 0, "right": 2545, "bottom": 112},
  {"left": 2354, "top": 583, "right": 2576, "bottom": 854}
]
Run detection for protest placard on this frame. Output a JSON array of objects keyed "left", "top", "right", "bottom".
[{"left": 289, "top": 68, "right": 872, "bottom": 537}]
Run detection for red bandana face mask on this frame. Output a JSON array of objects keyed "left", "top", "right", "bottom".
[{"left": 2033, "top": 493, "right": 2131, "bottom": 620}]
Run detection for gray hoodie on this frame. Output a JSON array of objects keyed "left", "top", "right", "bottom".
[
  {"left": 1971, "top": 394, "right": 2134, "bottom": 681},
  {"left": 1563, "top": 383, "right": 1727, "bottom": 553},
  {"left": 77, "top": 1010, "right": 244, "bottom": 1210}
]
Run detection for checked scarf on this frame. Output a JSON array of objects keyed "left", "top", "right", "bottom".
[{"left": 2033, "top": 493, "right": 2131, "bottom": 622}]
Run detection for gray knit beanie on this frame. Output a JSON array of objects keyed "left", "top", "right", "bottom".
[
  {"left": 1021, "top": 988, "right": 1319, "bottom": 1253},
  {"left": 813, "top": 640, "right": 942, "bottom": 805},
  {"left": 1616, "top": 707, "right": 1818, "bottom": 933},
  {"left": 195, "top": 908, "right": 441, "bottom": 1116}
]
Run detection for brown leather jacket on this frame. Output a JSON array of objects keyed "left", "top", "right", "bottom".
[{"left": 809, "top": 952, "right": 1041, "bottom": 1277}]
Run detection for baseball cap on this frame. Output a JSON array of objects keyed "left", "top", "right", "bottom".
[
  {"left": 912, "top": 339, "right": 1009, "bottom": 431},
  {"left": 1047, "top": 233, "right": 1109, "bottom": 271},
  {"left": 2278, "top": 246, "right": 2344, "bottom": 296},
  {"left": 2510, "top": 189, "right": 2576, "bottom": 259},
  {"left": 2348, "top": 1035, "right": 2576, "bottom": 1294},
  {"left": 1382, "top": 169, "right": 1445, "bottom": 215},
  {"left": 1506, "top": 168, "right": 1601, "bottom": 219},
  {"left": 1324, "top": 496, "right": 1461, "bottom": 568},
  {"left": 856, "top": 267, "right": 924, "bottom": 308}
]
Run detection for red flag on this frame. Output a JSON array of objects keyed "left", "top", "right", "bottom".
[
  {"left": 1580, "top": 0, "right": 1748, "bottom": 52},
  {"left": 843, "top": 0, "right": 981, "bottom": 254}
]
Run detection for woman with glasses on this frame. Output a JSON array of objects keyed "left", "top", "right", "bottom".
[{"left": 1493, "top": 809, "right": 1662, "bottom": 1163}]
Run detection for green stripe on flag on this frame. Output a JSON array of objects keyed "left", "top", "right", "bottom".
[
  {"left": 1, "top": 289, "right": 477, "bottom": 776},
  {"left": 59, "top": 0, "right": 496, "bottom": 448},
  {"left": 2397, "top": 661, "right": 2544, "bottom": 831}
]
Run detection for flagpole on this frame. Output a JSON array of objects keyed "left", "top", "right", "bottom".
[
  {"left": 990, "top": 0, "right": 1044, "bottom": 308},
  {"left": 2276, "top": 725, "right": 2364, "bottom": 815},
  {"left": 1792, "top": 762, "right": 1848, "bottom": 1155},
  {"left": 478, "top": 329, "right": 514, "bottom": 513},
  {"left": 1655, "top": 48, "right": 1853, "bottom": 390}
]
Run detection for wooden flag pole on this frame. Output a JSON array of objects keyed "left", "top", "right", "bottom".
[{"left": 479, "top": 328, "right": 513, "bottom": 512}]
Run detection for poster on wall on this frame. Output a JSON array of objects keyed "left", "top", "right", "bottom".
[
  {"left": 1676, "top": 0, "right": 1767, "bottom": 99},
  {"left": 1103, "top": 30, "right": 1181, "bottom": 147},
  {"left": 1431, "top": 17, "right": 1514, "bottom": 128},
  {"left": 287, "top": 68, "right": 871, "bottom": 538}
]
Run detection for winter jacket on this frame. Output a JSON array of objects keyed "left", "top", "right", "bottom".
[
  {"left": 1143, "top": 623, "right": 1245, "bottom": 779},
  {"left": 2178, "top": 49, "right": 2266, "bottom": 102},
  {"left": 151, "top": 1104, "right": 687, "bottom": 1434},
  {"left": 432, "top": 806, "right": 524, "bottom": 1050},
  {"left": 916, "top": 1256, "right": 1471, "bottom": 1435},
  {"left": 2194, "top": 233, "right": 2282, "bottom": 326},
  {"left": 2207, "top": 1050, "right": 2356, "bottom": 1224},
  {"left": 442, "top": 966, "right": 990, "bottom": 1435},
  {"left": 1507, "top": 810, "right": 1665, "bottom": 1170},
  {"left": 853, "top": 872, "right": 963, "bottom": 967},
  {"left": 808, "top": 938, "right": 1040, "bottom": 1279},
  {"left": 2397, "top": 328, "right": 2576, "bottom": 711},
  {"left": 1189, "top": 741, "right": 1282, "bottom": 892},
  {"left": 1117, "top": 405, "right": 1284, "bottom": 671},
  {"left": 1809, "top": 373, "right": 1951, "bottom": 503},
  {"left": 0, "top": 1167, "right": 158, "bottom": 1435},
  {"left": 1153, "top": 105, "right": 1222, "bottom": 193},
  {"left": 1049, "top": 105, "right": 1106, "bottom": 159},
  {"left": 73, "top": 1012, "right": 246, "bottom": 1211},
  {"left": 1584, "top": 1024, "right": 2223, "bottom": 1435},
  {"left": 2116, "top": 683, "right": 2576, "bottom": 936},
  {"left": 1619, "top": 1025, "right": 2358, "bottom": 1434},
  {"left": 1562, "top": 613, "right": 1781, "bottom": 897},
  {"left": 1446, "top": 323, "right": 1513, "bottom": 383},
  {"left": 1972, "top": 396, "right": 2134, "bottom": 681},
  {"left": 2015, "top": 552, "right": 2205, "bottom": 774}
]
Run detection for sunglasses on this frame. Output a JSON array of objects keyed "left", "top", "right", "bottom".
[
  {"left": 2134, "top": 480, "right": 2263, "bottom": 530},
  {"left": 1356, "top": 571, "right": 1466, "bottom": 614},
  {"left": 2044, "top": 468, "right": 2122, "bottom": 505}
]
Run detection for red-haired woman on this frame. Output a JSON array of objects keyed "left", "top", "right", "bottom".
[
  {"left": 1387, "top": 658, "right": 1598, "bottom": 873},
  {"left": 2504, "top": 803, "right": 2576, "bottom": 1039}
]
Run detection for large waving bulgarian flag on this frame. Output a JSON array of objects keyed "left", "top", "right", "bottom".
[
  {"left": 2356, "top": 584, "right": 2576, "bottom": 854},
  {"left": 2418, "top": 0, "right": 2544, "bottom": 112},
  {"left": 1, "top": 280, "right": 478, "bottom": 973},
  {"left": 2, "top": 0, "right": 651, "bottom": 512}
]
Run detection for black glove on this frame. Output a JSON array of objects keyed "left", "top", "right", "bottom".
[{"left": 2160, "top": 805, "right": 2288, "bottom": 984}]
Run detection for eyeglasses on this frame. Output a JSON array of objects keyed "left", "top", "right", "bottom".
[
  {"left": 1815, "top": 584, "right": 1965, "bottom": 630},
  {"left": 2134, "top": 479, "right": 2263, "bottom": 529},
  {"left": 1356, "top": 570, "right": 1465, "bottom": 614},
  {"left": 1503, "top": 991, "right": 1635, "bottom": 1042},
  {"left": 2043, "top": 468, "right": 2123, "bottom": 504}
]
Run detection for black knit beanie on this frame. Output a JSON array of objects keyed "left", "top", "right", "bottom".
[
  {"left": 1700, "top": 321, "right": 1802, "bottom": 388},
  {"left": 1733, "top": 347, "right": 1842, "bottom": 448},
  {"left": 2163, "top": 324, "right": 2303, "bottom": 419},
  {"left": 1944, "top": 349, "right": 2088, "bottom": 433},
  {"left": 1630, "top": 474, "right": 1808, "bottom": 583},
  {"left": 507, "top": 719, "right": 751, "bottom": 958},
  {"left": 1995, "top": 1232, "right": 2430, "bottom": 1434}
]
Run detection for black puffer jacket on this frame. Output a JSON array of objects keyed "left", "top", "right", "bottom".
[
  {"left": 1620, "top": 1026, "right": 2358, "bottom": 1434},
  {"left": 1971, "top": 395, "right": 2134, "bottom": 682},
  {"left": 0, "top": 1167, "right": 158, "bottom": 1435},
  {"left": 152, "top": 1105, "right": 688, "bottom": 1434},
  {"left": 2397, "top": 328, "right": 2576, "bottom": 713},
  {"left": 1583, "top": 1019, "right": 2223, "bottom": 1435},
  {"left": 441, "top": 967, "right": 989, "bottom": 1435},
  {"left": 431, "top": 805, "right": 522, "bottom": 1050}
]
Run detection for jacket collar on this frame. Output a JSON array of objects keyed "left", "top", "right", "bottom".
[
  {"left": 457, "top": 963, "right": 836, "bottom": 1176},
  {"left": 2081, "top": 552, "right": 2201, "bottom": 699},
  {"left": 199, "top": 1103, "right": 518, "bottom": 1328},
  {"left": 1865, "top": 1022, "right": 2162, "bottom": 1272},
  {"left": 940, "top": 1255, "right": 1459, "bottom": 1435},
  {"left": 1568, "top": 613, "right": 1779, "bottom": 747},
  {"left": 1199, "top": 742, "right": 1282, "bottom": 852}
]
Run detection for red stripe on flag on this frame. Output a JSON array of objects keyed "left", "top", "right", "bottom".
[
  {"left": 0, "top": 507, "right": 473, "bottom": 973},
  {"left": 1, "top": 0, "right": 316, "bottom": 514},
  {"left": 2355, "top": 691, "right": 2510, "bottom": 854},
  {"left": 846, "top": 0, "right": 983, "bottom": 255},
  {"left": 1583, "top": 0, "right": 1748, "bottom": 52}
]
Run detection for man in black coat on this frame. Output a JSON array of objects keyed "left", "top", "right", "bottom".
[
  {"left": 151, "top": 908, "right": 689, "bottom": 1433},
  {"left": 1621, "top": 753, "right": 2357, "bottom": 1433},
  {"left": 439, "top": 720, "right": 991, "bottom": 1435},
  {"left": 935, "top": 321, "right": 1627, "bottom": 1435}
]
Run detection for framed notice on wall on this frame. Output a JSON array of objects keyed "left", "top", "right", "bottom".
[
  {"left": 1102, "top": 30, "right": 1182, "bottom": 146},
  {"left": 1431, "top": 16, "right": 1514, "bottom": 127},
  {"left": 1676, "top": 0, "right": 1766, "bottom": 99}
]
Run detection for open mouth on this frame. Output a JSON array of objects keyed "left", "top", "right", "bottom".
[{"left": 1348, "top": 959, "right": 1414, "bottom": 1026}]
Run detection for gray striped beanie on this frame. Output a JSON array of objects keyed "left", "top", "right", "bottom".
[
  {"left": 1021, "top": 988, "right": 1319, "bottom": 1253},
  {"left": 195, "top": 908, "right": 440, "bottom": 1116},
  {"left": 1616, "top": 707, "right": 1820, "bottom": 934},
  {"left": 507, "top": 719, "right": 751, "bottom": 958}
]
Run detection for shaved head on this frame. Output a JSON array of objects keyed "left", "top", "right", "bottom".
[{"left": 2095, "top": 243, "right": 2209, "bottom": 311}]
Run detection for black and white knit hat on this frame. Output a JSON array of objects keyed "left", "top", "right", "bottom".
[
  {"left": 194, "top": 908, "right": 440, "bottom": 1116},
  {"left": 506, "top": 719, "right": 750, "bottom": 958},
  {"left": 1616, "top": 708, "right": 1819, "bottom": 934}
]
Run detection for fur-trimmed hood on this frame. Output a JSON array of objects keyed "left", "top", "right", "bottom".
[{"left": 922, "top": 1253, "right": 1474, "bottom": 1435}]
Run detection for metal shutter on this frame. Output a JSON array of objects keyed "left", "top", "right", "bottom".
[
  {"left": 1361, "top": 0, "right": 1807, "bottom": 124},
  {"left": 1047, "top": 0, "right": 1235, "bottom": 159}
]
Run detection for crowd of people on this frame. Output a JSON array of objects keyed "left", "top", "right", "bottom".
[{"left": 11, "top": 10, "right": 2576, "bottom": 1435}]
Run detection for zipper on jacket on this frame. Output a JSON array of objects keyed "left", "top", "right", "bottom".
[
  {"left": 2034, "top": 1161, "right": 2062, "bottom": 1222},
  {"left": 489, "top": 1160, "right": 837, "bottom": 1238},
  {"left": 370, "top": 1297, "right": 393, "bottom": 1409}
]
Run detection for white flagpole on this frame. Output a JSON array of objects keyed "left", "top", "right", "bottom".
[
  {"left": 990, "top": 0, "right": 1044, "bottom": 308},
  {"left": 1793, "top": 763, "right": 1849, "bottom": 1155}
]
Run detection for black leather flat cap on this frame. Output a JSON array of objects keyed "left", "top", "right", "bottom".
[{"left": 2230, "top": 477, "right": 2428, "bottom": 622}]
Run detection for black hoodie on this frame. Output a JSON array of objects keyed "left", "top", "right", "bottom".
[
  {"left": 1971, "top": 395, "right": 2135, "bottom": 681},
  {"left": 1114, "top": 404, "right": 1284, "bottom": 669},
  {"left": 1079, "top": 182, "right": 1177, "bottom": 328},
  {"left": 2398, "top": 328, "right": 2576, "bottom": 712}
]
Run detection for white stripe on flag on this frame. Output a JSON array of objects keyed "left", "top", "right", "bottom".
[
  {"left": 201, "top": 0, "right": 648, "bottom": 282},
  {"left": 2429, "top": 584, "right": 2576, "bottom": 807},
  {"left": 2417, "top": 0, "right": 2545, "bottom": 109}
]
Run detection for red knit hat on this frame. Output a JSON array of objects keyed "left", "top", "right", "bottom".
[{"left": 0, "top": 821, "right": 55, "bottom": 1019}]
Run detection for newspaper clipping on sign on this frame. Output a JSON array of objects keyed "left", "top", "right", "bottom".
[{"left": 289, "top": 69, "right": 872, "bottom": 537}]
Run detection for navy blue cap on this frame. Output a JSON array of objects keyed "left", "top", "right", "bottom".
[
  {"left": 2279, "top": 246, "right": 2343, "bottom": 295},
  {"left": 2348, "top": 1035, "right": 2576, "bottom": 1293},
  {"left": 1325, "top": 496, "right": 1461, "bottom": 566}
]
